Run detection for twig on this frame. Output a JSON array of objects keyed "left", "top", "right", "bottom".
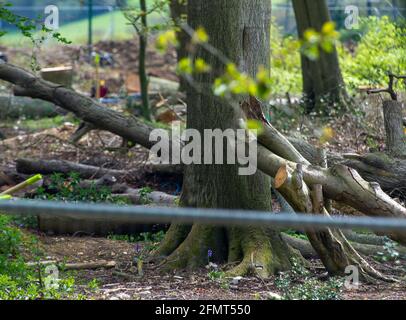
[{"left": 367, "top": 72, "right": 406, "bottom": 101}]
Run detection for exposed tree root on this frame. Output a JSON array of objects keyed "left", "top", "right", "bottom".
[
  {"left": 226, "top": 226, "right": 303, "bottom": 278},
  {"left": 151, "top": 223, "right": 192, "bottom": 261},
  {"left": 155, "top": 224, "right": 227, "bottom": 273}
]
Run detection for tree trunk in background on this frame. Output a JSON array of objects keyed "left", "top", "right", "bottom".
[
  {"left": 397, "top": 0, "right": 406, "bottom": 19},
  {"left": 383, "top": 100, "right": 406, "bottom": 157},
  {"left": 153, "top": 0, "right": 302, "bottom": 277},
  {"left": 169, "top": 0, "right": 189, "bottom": 93},
  {"left": 139, "top": 0, "right": 151, "bottom": 120},
  {"left": 292, "top": 0, "right": 349, "bottom": 113}
]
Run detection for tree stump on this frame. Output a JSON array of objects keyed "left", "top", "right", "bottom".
[{"left": 383, "top": 100, "right": 406, "bottom": 157}]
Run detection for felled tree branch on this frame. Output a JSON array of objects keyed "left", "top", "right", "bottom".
[
  {"left": 0, "top": 62, "right": 155, "bottom": 149},
  {"left": 16, "top": 158, "right": 129, "bottom": 179}
]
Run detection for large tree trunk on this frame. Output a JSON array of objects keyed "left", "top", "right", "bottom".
[
  {"left": 154, "top": 0, "right": 301, "bottom": 277},
  {"left": 292, "top": 0, "right": 349, "bottom": 112}
]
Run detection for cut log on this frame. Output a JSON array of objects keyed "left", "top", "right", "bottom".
[
  {"left": 289, "top": 136, "right": 406, "bottom": 194},
  {"left": 283, "top": 233, "right": 406, "bottom": 260},
  {"left": 274, "top": 163, "right": 386, "bottom": 281},
  {"left": 243, "top": 99, "right": 406, "bottom": 221},
  {"left": 241, "top": 98, "right": 406, "bottom": 245},
  {"left": 258, "top": 145, "right": 406, "bottom": 245},
  {"left": 16, "top": 158, "right": 128, "bottom": 179}
]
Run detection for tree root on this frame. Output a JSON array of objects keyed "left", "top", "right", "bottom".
[
  {"left": 154, "top": 224, "right": 227, "bottom": 272},
  {"left": 226, "top": 226, "right": 304, "bottom": 278}
]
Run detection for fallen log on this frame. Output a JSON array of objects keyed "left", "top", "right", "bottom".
[
  {"left": 112, "top": 184, "right": 178, "bottom": 205},
  {"left": 244, "top": 98, "right": 406, "bottom": 219},
  {"left": 27, "top": 260, "right": 116, "bottom": 270},
  {"left": 258, "top": 146, "right": 406, "bottom": 245},
  {"left": 69, "top": 122, "right": 96, "bottom": 144},
  {"left": 342, "top": 230, "right": 388, "bottom": 246},
  {"left": 274, "top": 162, "right": 385, "bottom": 280},
  {"left": 2, "top": 62, "right": 406, "bottom": 194},
  {"left": 241, "top": 98, "right": 406, "bottom": 245},
  {"left": 0, "top": 62, "right": 155, "bottom": 149},
  {"left": 290, "top": 137, "right": 406, "bottom": 194},
  {"left": 283, "top": 233, "right": 406, "bottom": 260},
  {"left": 16, "top": 158, "right": 128, "bottom": 180}
]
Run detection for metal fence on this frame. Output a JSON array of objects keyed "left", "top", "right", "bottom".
[
  {"left": 2, "top": 2, "right": 404, "bottom": 42},
  {"left": 1, "top": 199, "right": 406, "bottom": 234}
]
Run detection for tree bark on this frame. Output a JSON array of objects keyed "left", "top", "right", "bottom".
[
  {"left": 289, "top": 137, "right": 406, "bottom": 194},
  {"left": 154, "top": 0, "right": 302, "bottom": 277},
  {"left": 383, "top": 100, "right": 406, "bottom": 157},
  {"left": 274, "top": 163, "right": 386, "bottom": 281},
  {"left": 16, "top": 158, "right": 128, "bottom": 179},
  {"left": 139, "top": 0, "right": 152, "bottom": 121},
  {"left": 282, "top": 233, "right": 406, "bottom": 260},
  {"left": 292, "top": 0, "right": 349, "bottom": 112}
]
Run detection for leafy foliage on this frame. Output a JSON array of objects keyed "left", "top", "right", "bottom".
[
  {"left": 270, "top": 21, "right": 302, "bottom": 96},
  {"left": 34, "top": 173, "right": 129, "bottom": 204},
  {"left": 0, "top": 215, "right": 82, "bottom": 299},
  {"left": 272, "top": 16, "right": 406, "bottom": 96},
  {"left": 138, "top": 186, "right": 154, "bottom": 204},
  {"left": 375, "top": 237, "right": 401, "bottom": 263},
  {"left": 0, "top": 1, "right": 70, "bottom": 44},
  {"left": 275, "top": 258, "right": 344, "bottom": 300},
  {"left": 300, "top": 21, "right": 340, "bottom": 60},
  {"left": 339, "top": 16, "right": 406, "bottom": 90}
]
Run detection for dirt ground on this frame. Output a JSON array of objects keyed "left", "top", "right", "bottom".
[{"left": 30, "top": 233, "right": 405, "bottom": 300}]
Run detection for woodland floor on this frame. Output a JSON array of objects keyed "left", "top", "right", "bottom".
[
  {"left": 1, "top": 41, "right": 406, "bottom": 300},
  {"left": 26, "top": 232, "right": 406, "bottom": 300}
]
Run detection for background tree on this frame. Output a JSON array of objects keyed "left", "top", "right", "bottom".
[
  {"left": 153, "top": 0, "right": 302, "bottom": 277},
  {"left": 169, "top": 0, "right": 188, "bottom": 92},
  {"left": 118, "top": 0, "right": 154, "bottom": 121},
  {"left": 396, "top": 0, "right": 406, "bottom": 19},
  {"left": 292, "top": 0, "right": 348, "bottom": 113}
]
